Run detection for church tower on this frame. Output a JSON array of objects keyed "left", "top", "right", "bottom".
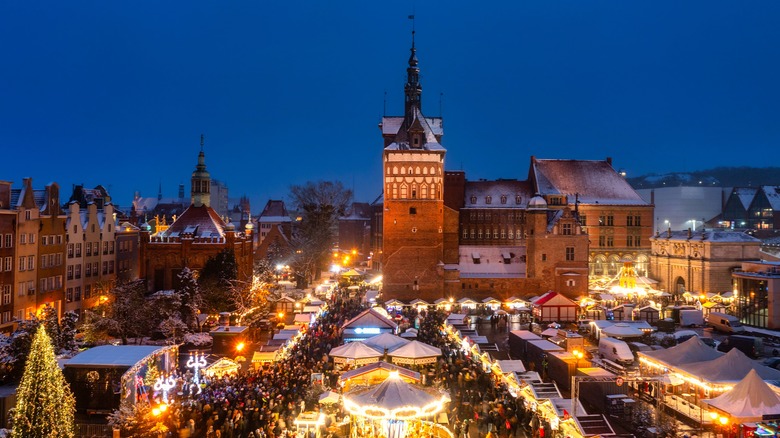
[
  {"left": 191, "top": 135, "right": 211, "bottom": 208},
  {"left": 380, "top": 33, "right": 446, "bottom": 301}
]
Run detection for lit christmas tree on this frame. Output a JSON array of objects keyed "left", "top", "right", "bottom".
[{"left": 11, "top": 325, "right": 75, "bottom": 438}]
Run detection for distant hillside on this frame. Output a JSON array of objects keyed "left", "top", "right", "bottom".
[{"left": 627, "top": 167, "right": 780, "bottom": 189}]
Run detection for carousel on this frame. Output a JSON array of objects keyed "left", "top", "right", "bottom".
[{"left": 342, "top": 371, "right": 452, "bottom": 438}]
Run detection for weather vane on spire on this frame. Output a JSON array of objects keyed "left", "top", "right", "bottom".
[
  {"left": 408, "top": 13, "right": 415, "bottom": 47},
  {"left": 200, "top": 134, "right": 204, "bottom": 151}
]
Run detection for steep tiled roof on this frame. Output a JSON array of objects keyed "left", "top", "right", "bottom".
[
  {"left": 381, "top": 116, "right": 443, "bottom": 137},
  {"left": 531, "top": 158, "right": 646, "bottom": 205},
  {"left": 161, "top": 205, "right": 226, "bottom": 238},
  {"left": 733, "top": 187, "right": 758, "bottom": 210},
  {"left": 462, "top": 180, "right": 534, "bottom": 209},
  {"left": 384, "top": 108, "right": 445, "bottom": 152},
  {"left": 259, "top": 200, "right": 291, "bottom": 223}
]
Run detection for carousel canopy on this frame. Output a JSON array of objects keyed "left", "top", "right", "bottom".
[
  {"left": 679, "top": 348, "right": 780, "bottom": 384},
  {"left": 601, "top": 323, "right": 644, "bottom": 338},
  {"left": 704, "top": 369, "right": 780, "bottom": 422},
  {"left": 343, "top": 373, "right": 450, "bottom": 420},
  {"left": 339, "top": 361, "right": 421, "bottom": 384},
  {"left": 363, "top": 333, "right": 411, "bottom": 353},
  {"left": 329, "top": 342, "right": 383, "bottom": 361},
  {"left": 388, "top": 340, "right": 442, "bottom": 365},
  {"left": 640, "top": 336, "right": 723, "bottom": 368}
]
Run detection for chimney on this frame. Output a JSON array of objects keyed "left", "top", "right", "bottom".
[
  {"left": 687, "top": 228, "right": 692, "bottom": 239},
  {"left": 606, "top": 157, "right": 613, "bottom": 167}
]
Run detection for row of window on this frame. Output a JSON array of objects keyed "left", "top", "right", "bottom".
[
  {"left": 466, "top": 211, "right": 524, "bottom": 222},
  {"left": 18, "top": 233, "right": 36, "bottom": 245},
  {"left": 469, "top": 195, "right": 523, "bottom": 205},
  {"left": 66, "top": 261, "right": 115, "bottom": 280},
  {"left": 597, "top": 236, "right": 642, "bottom": 247},
  {"left": 1, "top": 234, "right": 11, "bottom": 248},
  {"left": 462, "top": 228, "right": 523, "bottom": 240},
  {"left": 18, "top": 256, "right": 35, "bottom": 271},
  {"left": 41, "top": 235, "right": 64, "bottom": 245},
  {"left": 39, "top": 276, "right": 63, "bottom": 293},
  {"left": 580, "top": 215, "right": 643, "bottom": 227},
  {"left": 40, "top": 253, "right": 64, "bottom": 268},
  {"left": 386, "top": 166, "right": 440, "bottom": 176},
  {"left": 66, "top": 286, "right": 82, "bottom": 303},
  {"left": 17, "top": 281, "right": 35, "bottom": 296},
  {"left": 67, "top": 242, "right": 115, "bottom": 258},
  {"left": 388, "top": 183, "right": 441, "bottom": 200}
]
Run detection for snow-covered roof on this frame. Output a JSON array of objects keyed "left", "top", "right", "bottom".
[
  {"left": 381, "top": 116, "right": 443, "bottom": 137},
  {"left": 639, "top": 336, "right": 723, "bottom": 367},
  {"left": 161, "top": 205, "right": 226, "bottom": 238},
  {"left": 733, "top": 187, "right": 759, "bottom": 210},
  {"left": 64, "top": 345, "right": 164, "bottom": 368},
  {"left": 680, "top": 348, "right": 780, "bottom": 384},
  {"left": 651, "top": 230, "right": 760, "bottom": 243},
  {"left": 458, "top": 246, "right": 525, "bottom": 278},
  {"left": 258, "top": 200, "right": 291, "bottom": 223},
  {"left": 761, "top": 186, "right": 780, "bottom": 210},
  {"left": 362, "top": 333, "right": 410, "bottom": 353},
  {"left": 531, "top": 158, "right": 647, "bottom": 205},
  {"left": 462, "top": 180, "right": 534, "bottom": 208},
  {"left": 384, "top": 108, "right": 446, "bottom": 152}
]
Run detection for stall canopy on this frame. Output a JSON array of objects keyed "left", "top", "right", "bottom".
[
  {"left": 328, "top": 342, "right": 383, "bottom": 365},
  {"left": 338, "top": 361, "right": 421, "bottom": 391},
  {"left": 362, "top": 333, "right": 410, "bottom": 354},
  {"left": 601, "top": 323, "right": 644, "bottom": 339},
  {"left": 388, "top": 340, "right": 442, "bottom": 366},
  {"left": 492, "top": 360, "right": 526, "bottom": 374},
  {"left": 400, "top": 328, "right": 418, "bottom": 338},
  {"left": 678, "top": 348, "right": 780, "bottom": 384},
  {"left": 639, "top": 336, "right": 723, "bottom": 368},
  {"left": 319, "top": 391, "right": 341, "bottom": 404},
  {"left": 704, "top": 369, "right": 780, "bottom": 422}
]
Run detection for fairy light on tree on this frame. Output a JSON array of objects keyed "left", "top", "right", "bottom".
[{"left": 11, "top": 325, "right": 75, "bottom": 438}]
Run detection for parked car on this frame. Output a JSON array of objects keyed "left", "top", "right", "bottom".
[
  {"left": 699, "top": 337, "right": 720, "bottom": 349},
  {"left": 762, "top": 357, "right": 780, "bottom": 370}
]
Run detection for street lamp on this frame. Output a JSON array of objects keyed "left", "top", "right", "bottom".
[{"left": 572, "top": 349, "right": 584, "bottom": 371}]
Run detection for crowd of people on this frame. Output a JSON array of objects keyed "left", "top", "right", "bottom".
[
  {"left": 144, "top": 291, "right": 548, "bottom": 438},
  {"left": 154, "top": 291, "right": 365, "bottom": 438}
]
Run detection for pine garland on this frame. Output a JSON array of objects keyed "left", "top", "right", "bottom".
[{"left": 11, "top": 325, "right": 75, "bottom": 438}]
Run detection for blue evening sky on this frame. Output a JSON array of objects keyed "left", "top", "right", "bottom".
[{"left": 1, "top": 1, "right": 778, "bottom": 212}]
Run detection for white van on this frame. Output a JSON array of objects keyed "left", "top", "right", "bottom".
[
  {"left": 598, "top": 337, "right": 635, "bottom": 366},
  {"left": 706, "top": 312, "right": 745, "bottom": 334}
]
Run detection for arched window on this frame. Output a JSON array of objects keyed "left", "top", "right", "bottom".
[
  {"left": 415, "top": 167, "right": 421, "bottom": 174},
  {"left": 386, "top": 167, "right": 391, "bottom": 175},
  {"left": 423, "top": 167, "right": 428, "bottom": 175},
  {"left": 393, "top": 166, "right": 398, "bottom": 175},
  {"left": 411, "top": 184, "right": 417, "bottom": 199},
  {"left": 421, "top": 184, "right": 428, "bottom": 199},
  {"left": 400, "top": 184, "right": 408, "bottom": 198},
  {"left": 392, "top": 184, "right": 398, "bottom": 199},
  {"left": 408, "top": 167, "right": 413, "bottom": 175}
]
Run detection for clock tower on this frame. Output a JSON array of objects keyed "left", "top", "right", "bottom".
[{"left": 379, "top": 35, "right": 446, "bottom": 301}]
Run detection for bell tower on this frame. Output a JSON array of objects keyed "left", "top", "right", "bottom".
[{"left": 191, "top": 134, "right": 211, "bottom": 208}]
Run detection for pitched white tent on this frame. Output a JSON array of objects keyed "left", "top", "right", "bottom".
[
  {"left": 679, "top": 348, "right": 780, "bottom": 384},
  {"left": 362, "top": 333, "right": 410, "bottom": 354},
  {"left": 704, "top": 369, "right": 780, "bottom": 422},
  {"left": 388, "top": 340, "right": 443, "bottom": 365},
  {"left": 601, "top": 323, "right": 644, "bottom": 339},
  {"left": 639, "top": 336, "right": 723, "bottom": 368},
  {"left": 328, "top": 342, "right": 383, "bottom": 365}
]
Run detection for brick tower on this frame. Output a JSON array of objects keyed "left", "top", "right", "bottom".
[{"left": 380, "top": 33, "right": 446, "bottom": 301}]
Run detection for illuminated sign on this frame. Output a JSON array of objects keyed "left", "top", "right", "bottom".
[{"left": 354, "top": 327, "right": 381, "bottom": 335}]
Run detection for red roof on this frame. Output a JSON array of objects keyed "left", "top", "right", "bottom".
[{"left": 162, "top": 205, "right": 226, "bottom": 238}]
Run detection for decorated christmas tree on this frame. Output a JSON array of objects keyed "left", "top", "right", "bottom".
[{"left": 11, "top": 325, "right": 75, "bottom": 438}]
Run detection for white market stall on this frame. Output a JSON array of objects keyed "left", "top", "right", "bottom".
[
  {"left": 388, "top": 340, "right": 442, "bottom": 366},
  {"left": 329, "top": 342, "right": 383, "bottom": 366}
]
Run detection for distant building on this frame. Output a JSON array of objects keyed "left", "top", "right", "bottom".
[
  {"left": 636, "top": 186, "right": 729, "bottom": 233},
  {"left": 339, "top": 202, "right": 372, "bottom": 259},
  {"left": 733, "top": 260, "right": 780, "bottom": 329},
  {"left": 139, "top": 147, "right": 253, "bottom": 292},
  {"left": 649, "top": 230, "right": 761, "bottom": 295},
  {"left": 210, "top": 179, "right": 230, "bottom": 219},
  {"left": 254, "top": 200, "right": 292, "bottom": 263}
]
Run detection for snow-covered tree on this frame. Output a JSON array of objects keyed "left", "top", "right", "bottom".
[
  {"left": 58, "top": 311, "right": 79, "bottom": 354},
  {"left": 176, "top": 267, "right": 201, "bottom": 330},
  {"left": 199, "top": 249, "right": 238, "bottom": 313},
  {"left": 11, "top": 325, "right": 75, "bottom": 438},
  {"left": 0, "top": 317, "right": 41, "bottom": 383},
  {"left": 85, "top": 280, "right": 152, "bottom": 344},
  {"left": 158, "top": 317, "right": 187, "bottom": 344}
]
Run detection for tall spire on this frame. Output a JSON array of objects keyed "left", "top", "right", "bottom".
[
  {"left": 158, "top": 180, "right": 162, "bottom": 201},
  {"left": 191, "top": 135, "right": 211, "bottom": 208},
  {"left": 404, "top": 20, "right": 422, "bottom": 122}
]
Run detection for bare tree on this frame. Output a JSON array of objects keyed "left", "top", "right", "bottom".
[{"left": 289, "top": 180, "right": 352, "bottom": 286}]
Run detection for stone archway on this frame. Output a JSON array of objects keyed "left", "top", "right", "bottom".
[{"left": 674, "top": 276, "right": 686, "bottom": 294}]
